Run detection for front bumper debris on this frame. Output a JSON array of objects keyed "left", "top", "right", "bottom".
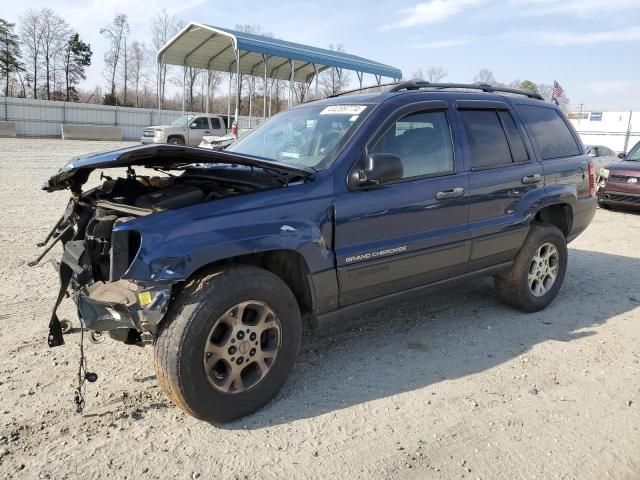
[{"left": 76, "top": 280, "right": 172, "bottom": 342}]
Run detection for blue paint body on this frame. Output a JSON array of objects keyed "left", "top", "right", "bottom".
[{"left": 112, "top": 90, "right": 596, "bottom": 316}]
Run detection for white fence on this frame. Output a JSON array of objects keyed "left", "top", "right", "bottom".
[
  {"left": 0, "top": 96, "right": 256, "bottom": 140},
  {"left": 568, "top": 110, "right": 640, "bottom": 154}
]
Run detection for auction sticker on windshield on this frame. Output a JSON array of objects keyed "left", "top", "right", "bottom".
[{"left": 320, "top": 105, "right": 367, "bottom": 115}]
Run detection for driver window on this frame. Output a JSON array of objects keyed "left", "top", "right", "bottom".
[
  {"left": 371, "top": 110, "right": 454, "bottom": 178},
  {"left": 192, "top": 117, "right": 210, "bottom": 129}
]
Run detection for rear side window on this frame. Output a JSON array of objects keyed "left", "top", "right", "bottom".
[
  {"left": 210, "top": 118, "right": 222, "bottom": 129},
  {"left": 499, "top": 111, "right": 529, "bottom": 163},
  {"left": 517, "top": 105, "right": 580, "bottom": 160},
  {"left": 460, "top": 110, "right": 512, "bottom": 168}
]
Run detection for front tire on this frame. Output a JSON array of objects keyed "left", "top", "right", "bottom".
[
  {"left": 168, "top": 136, "right": 185, "bottom": 145},
  {"left": 496, "top": 223, "right": 567, "bottom": 312},
  {"left": 154, "top": 265, "right": 302, "bottom": 422}
]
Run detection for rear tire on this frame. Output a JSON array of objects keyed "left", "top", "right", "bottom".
[
  {"left": 496, "top": 223, "right": 567, "bottom": 312},
  {"left": 154, "top": 265, "right": 302, "bottom": 422}
]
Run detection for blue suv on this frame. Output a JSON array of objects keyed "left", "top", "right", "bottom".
[{"left": 39, "top": 82, "right": 597, "bottom": 421}]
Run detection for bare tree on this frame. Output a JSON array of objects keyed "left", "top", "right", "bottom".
[
  {"left": 425, "top": 65, "right": 447, "bottom": 82},
  {"left": 19, "top": 9, "right": 43, "bottom": 98},
  {"left": 474, "top": 68, "right": 496, "bottom": 85},
  {"left": 100, "top": 13, "right": 129, "bottom": 104},
  {"left": 411, "top": 68, "right": 424, "bottom": 80},
  {"left": 128, "top": 41, "right": 147, "bottom": 107},
  {"left": 320, "top": 44, "right": 351, "bottom": 96},
  {"left": 150, "top": 10, "right": 180, "bottom": 109},
  {"left": 39, "top": 9, "right": 70, "bottom": 100}
]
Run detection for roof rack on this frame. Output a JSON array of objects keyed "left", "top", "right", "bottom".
[
  {"left": 327, "top": 82, "right": 399, "bottom": 98},
  {"left": 388, "top": 81, "right": 544, "bottom": 100},
  {"left": 328, "top": 81, "right": 544, "bottom": 101}
]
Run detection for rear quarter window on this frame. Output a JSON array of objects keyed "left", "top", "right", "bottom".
[{"left": 516, "top": 105, "right": 580, "bottom": 160}]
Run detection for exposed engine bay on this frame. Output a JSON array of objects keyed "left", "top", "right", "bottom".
[{"left": 35, "top": 145, "right": 314, "bottom": 350}]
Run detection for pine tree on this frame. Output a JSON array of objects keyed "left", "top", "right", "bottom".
[
  {"left": 0, "top": 18, "right": 22, "bottom": 97},
  {"left": 63, "top": 33, "right": 92, "bottom": 101}
]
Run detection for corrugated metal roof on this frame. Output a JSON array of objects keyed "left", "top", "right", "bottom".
[{"left": 157, "top": 22, "right": 403, "bottom": 82}]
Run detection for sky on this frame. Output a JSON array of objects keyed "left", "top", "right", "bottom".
[{"left": 1, "top": 0, "right": 639, "bottom": 110}]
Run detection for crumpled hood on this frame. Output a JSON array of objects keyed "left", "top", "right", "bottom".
[{"left": 43, "top": 144, "right": 314, "bottom": 193}]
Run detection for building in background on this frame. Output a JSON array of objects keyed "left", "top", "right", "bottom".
[{"left": 568, "top": 111, "right": 639, "bottom": 154}]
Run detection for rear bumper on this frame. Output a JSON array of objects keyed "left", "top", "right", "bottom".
[{"left": 567, "top": 196, "right": 597, "bottom": 243}]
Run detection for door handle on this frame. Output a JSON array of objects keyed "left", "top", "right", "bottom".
[
  {"left": 521, "top": 174, "right": 542, "bottom": 185},
  {"left": 436, "top": 187, "right": 465, "bottom": 200},
  {"left": 204, "top": 131, "right": 211, "bottom": 134}
]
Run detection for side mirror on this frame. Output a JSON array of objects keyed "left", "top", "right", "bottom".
[
  {"left": 353, "top": 153, "right": 404, "bottom": 187},
  {"left": 190, "top": 123, "right": 198, "bottom": 129},
  {"left": 618, "top": 152, "right": 626, "bottom": 159}
]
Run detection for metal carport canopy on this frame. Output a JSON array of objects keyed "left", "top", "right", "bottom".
[{"left": 157, "top": 22, "right": 403, "bottom": 82}]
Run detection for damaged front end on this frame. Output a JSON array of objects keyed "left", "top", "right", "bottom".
[
  {"left": 38, "top": 194, "right": 172, "bottom": 348},
  {"left": 36, "top": 144, "right": 313, "bottom": 348}
]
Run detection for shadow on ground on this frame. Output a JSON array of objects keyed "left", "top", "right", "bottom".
[{"left": 215, "top": 248, "right": 640, "bottom": 429}]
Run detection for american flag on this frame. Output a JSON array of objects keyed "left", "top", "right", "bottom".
[{"left": 553, "top": 81, "right": 564, "bottom": 98}]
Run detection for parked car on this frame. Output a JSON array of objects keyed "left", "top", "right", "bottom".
[
  {"left": 597, "top": 141, "right": 640, "bottom": 209},
  {"left": 38, "top": 82, "right": 596, "bottom": 422},
  {"left": 585, "top": 144, "right": 619, "bottom": 180},
  {"left": 141, "top": 114, "right": 230, "bottom": 146}
]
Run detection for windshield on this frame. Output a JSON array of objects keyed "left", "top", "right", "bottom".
[
  {"left": 227, "top": 104, "right": 370, "bottom": 169},
  {"left": 171, "top": 116, "right": 192, "bottom": 127},
  {"left": 628, "top": 142, "right": 640, "bottom": 161}
]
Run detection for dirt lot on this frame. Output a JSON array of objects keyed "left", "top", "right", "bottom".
[{"left": 0, "top": 137, "right": 639, "bottom": 480}]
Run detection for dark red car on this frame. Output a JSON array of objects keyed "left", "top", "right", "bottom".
[{"left": 598, "top": 141, "right": 640, "bottom": 208}]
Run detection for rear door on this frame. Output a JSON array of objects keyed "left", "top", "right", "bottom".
[
  {"left": 334, "top": 101, "right": 471, "bottom": 306},
  {"left": 187, "top": 116, "right": 212, "bottom": 145},
  {"left": 456, "top": 100, "right": 544, "bottom": 270}
]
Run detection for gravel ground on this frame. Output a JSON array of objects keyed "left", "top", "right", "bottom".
[{"left": 0, "top": 138, "right": 639, "bottom": 480}]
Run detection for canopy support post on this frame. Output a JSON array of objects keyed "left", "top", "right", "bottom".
[
  {"left": 205, "top": 69, "right": 210, "bottom": 114},
  {"left": 288, "top": 60, "right": 295, "bottom": 108},
  {"left": 269, "top": 78, "right": 273, "bottom": 117},
  {"left": 227, "top": 71, "right": 232, "bottom": 127},
  {"left": 156, "top": 56, "right": 162, "bottom": 121},
  {"left": 234, "top": 48, "right": 240, "bottom": 134},
  {"left": 313, "top": 64, "right": 319, "bottom": 98},
  {"left": 262, "top": 54, "right": 268, "bottom": 119},
  {"left": 249, "top": 76, "right": 254, "bottom": 128},
  {"left": 182, "top": 66, "right": 186, "bottom": 114}
]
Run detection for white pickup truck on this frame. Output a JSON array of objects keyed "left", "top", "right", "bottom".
[{"left": 141, "top": 114, "right": 230, "bottom": 146}]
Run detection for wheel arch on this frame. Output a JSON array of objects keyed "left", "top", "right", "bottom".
[
  {"left": 533, "top": 202, "right": 573, "bottom": 237},
  {"left": 185, "top": 249, "right": 316, "bottom": 319}
]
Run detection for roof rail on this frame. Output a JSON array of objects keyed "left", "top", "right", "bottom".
[
  {"left": 327, "top": 82, "right": 399, "bottom": 98},
  {"left": 388, "top": 81, "right": 545, "bottom": 100}
]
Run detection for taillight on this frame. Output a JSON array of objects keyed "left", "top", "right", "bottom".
[
  {"left": 588, "top": 162, "right": 596, "bottom": 197},
  {"left": 231, "top": 120, "right": 238, "bottom": 137}
]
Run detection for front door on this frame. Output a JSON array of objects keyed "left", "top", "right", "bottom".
[
  {"left": 334, "top": 104, "right": 471, "bottom": 306},
  {"left": 187, "top": 116, "right": 212, "bottom": 145}
]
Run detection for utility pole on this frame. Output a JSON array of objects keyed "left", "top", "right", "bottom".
[{"left": 578, "top": 103, "right": 584, "bottom": 126}]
